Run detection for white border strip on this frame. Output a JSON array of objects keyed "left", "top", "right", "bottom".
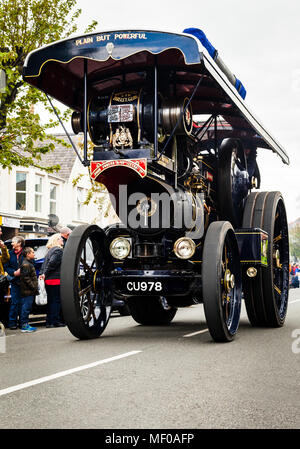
[
  {"left": 183, "top": 328, "right": 209, "bottom": 338},
  {"left": 289, "top": 299, "right": 300, "bottom": 304},
  {"left": 0, "top": 351, "right": 141, "bottom": 397}
]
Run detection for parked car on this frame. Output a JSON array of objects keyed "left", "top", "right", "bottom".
[{"left": 4, "top": 237, "right": 130, "bottom": 316}]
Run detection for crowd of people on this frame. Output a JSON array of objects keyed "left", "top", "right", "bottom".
[
  {"left": 290, "top": 262, "right": 300, "bottom": 288},
  {"left": 0, "top": 226, "right": 72, "bottom": 333}
]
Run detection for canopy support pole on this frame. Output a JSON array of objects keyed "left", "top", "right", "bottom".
[
  {"left": 83, "top": 59, "right": 90, "bottom": 166},
  {"left": 193, "top": 114, "right": 214, "bottom": 140},
  {"left": 214, "top": 115, "right": 218, "bottom": 157},
  {"left": 154, "top": 59, "right": 158, "bottom": 158},
  {"left": 45, "top": 94, "right": 84, "bottom": 165}
]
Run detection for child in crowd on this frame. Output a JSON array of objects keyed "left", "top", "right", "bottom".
[{"left": 19, "top": 247, "right": 39, "bottom": 333}]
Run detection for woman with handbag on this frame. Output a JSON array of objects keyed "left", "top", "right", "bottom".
[{"left": 39, "top": 233, "right": 65, "bottom": 328}]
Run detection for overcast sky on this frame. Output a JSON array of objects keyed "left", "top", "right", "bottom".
[{"left": 60, "top": 0, "right": 300, "bottom": 222}]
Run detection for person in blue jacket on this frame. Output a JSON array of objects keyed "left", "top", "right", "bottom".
[{"left": 4, "top": 236, "right": 25, "bottom": 329}]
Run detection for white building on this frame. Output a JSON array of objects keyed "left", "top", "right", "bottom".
[{"left": 0, "top": 134, "right": 109, "bottom": 240}]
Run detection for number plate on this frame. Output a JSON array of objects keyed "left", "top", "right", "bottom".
[{"left": 126, "top": 281, "right": 163, "bottom": 292}]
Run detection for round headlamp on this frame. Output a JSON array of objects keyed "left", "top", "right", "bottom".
[
  {"left": 173, "top": 237, "right": 196, "bottom": 260},
  {"left": 110, "top": 237, "right": 131, "bottom": 260}
]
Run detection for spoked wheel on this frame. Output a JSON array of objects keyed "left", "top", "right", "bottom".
[
  {"left": 242, "top": 192, "right": 289, "bottom": 327},
  {"left": 128, "top": 296, "right": 177, "bottom": 325},
  {"left": 218, "top": 138, "right": 249, "bottom": 228},
  {"left": 202, "top": 221, "right": 242, "bottom": 342},
  {"left": 60, "top": 225, "right": 112, "bottom": 339}
]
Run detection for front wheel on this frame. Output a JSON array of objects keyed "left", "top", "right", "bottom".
[
  {"left": 202, "top": 221, "right": 242, "bottom": 342},
  {"left": 60, "top": 225, "right": 112, "bottom": 340}
]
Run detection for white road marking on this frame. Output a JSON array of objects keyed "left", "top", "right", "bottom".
[
  {"left": 289, "top": 299, "right": 300, "bottom": 304},
  {"left": 183, "top": 328, "right": 209, "bottom": 337},
  {"left": 183, "top": 299, "right": 299, "bottom": 337},
  {"left": 0, "top": 351, "right": 141, "bottom": 397}
]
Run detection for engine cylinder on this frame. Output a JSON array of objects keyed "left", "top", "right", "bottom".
[
  {"left": 160, "top": 97, "right": 193, "bottom": 135},
  {"left": 71, "top": 90, "right": 193, "bottom": 147}
]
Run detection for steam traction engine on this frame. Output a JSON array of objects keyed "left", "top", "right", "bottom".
[{"left": 23, "top": 29, "right": 290, "bottom": 342}]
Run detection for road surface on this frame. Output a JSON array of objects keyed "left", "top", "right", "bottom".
[{"left": 0, "top": 289, "right": 299, "bottom": 429}]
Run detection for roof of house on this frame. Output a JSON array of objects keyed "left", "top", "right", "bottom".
[{"left": 38, "top": 133, "right": 80, "bottom": 180}]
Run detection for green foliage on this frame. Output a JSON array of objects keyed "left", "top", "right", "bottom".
[
  {"left": 290, "top": 224, "right": 300, "bottom": 260},
  {"left": 0, "top": 0, "right": 97, "bottom": 171}
]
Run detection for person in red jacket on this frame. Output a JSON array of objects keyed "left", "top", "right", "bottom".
[
  {"left": 39, "top": 233, "right": 65, "bottom": 328},
  {"left": 291, "top": 263, "right": 297, "bottom": 275}
]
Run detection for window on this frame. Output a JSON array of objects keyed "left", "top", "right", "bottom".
[
  {"left": 35, "top": 175, "right": 43, "bottom": 213},
  {"left": 50, "top": 183, "right": 57, "bottom": 215},
  {"left": 77, "top": 187, "right": 84, "bottom": 220},
  {"left": 16, "top": 172, "right": 27, "bottom": 210}
]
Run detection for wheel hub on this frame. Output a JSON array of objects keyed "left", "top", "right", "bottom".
[
  {"left": 93, "top": 269, "right": 102, "bottom": 292},
  {"left": 273, "top": 249, "right": 281, "bottom": 268},
  {"left": 224, "top": 269, "right": 235, "bottom": 292}
]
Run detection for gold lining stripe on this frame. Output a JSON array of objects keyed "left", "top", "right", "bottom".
[
  {"left": 235, "top": 232, "right": 265, "bottom": 235},
  {"left": 274, "top": 284, "right": 281, "bottom": 295},
  {"left": 93, "top": 270, "right": 99, "bottom": 291},
  {"left": 201, "top": 160, "right": 214, "bottom": 170},
  {"left": 24, "top": 46, "right": 201, "bottom": 79}
]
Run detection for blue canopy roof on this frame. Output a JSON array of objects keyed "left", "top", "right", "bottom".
[{"left": 23, "top": 29, "right": 289, "bottom": 164}]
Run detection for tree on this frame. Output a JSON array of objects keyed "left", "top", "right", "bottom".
[
  {"left": 0, "top": 0, "right": 97, "bottom": 171},
  {"left": 290, "top": 224, "right": 300, "bottom": 261}
]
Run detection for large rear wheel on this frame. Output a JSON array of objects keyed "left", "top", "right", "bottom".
[
  {"left": 242, "top": 192, "right": 267, "bottom": 325},
  {"left": 202, "top": 221, "right": 242, "bottom": 342},
  {"left": 242, "top": 192, "right": 289, "bottom": 326},
  {"left": 60, "top": 225, "right": 112, "bottom": 339},
  {"left": 218, "top": 139, "right": 249, "bottom": 228}
]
